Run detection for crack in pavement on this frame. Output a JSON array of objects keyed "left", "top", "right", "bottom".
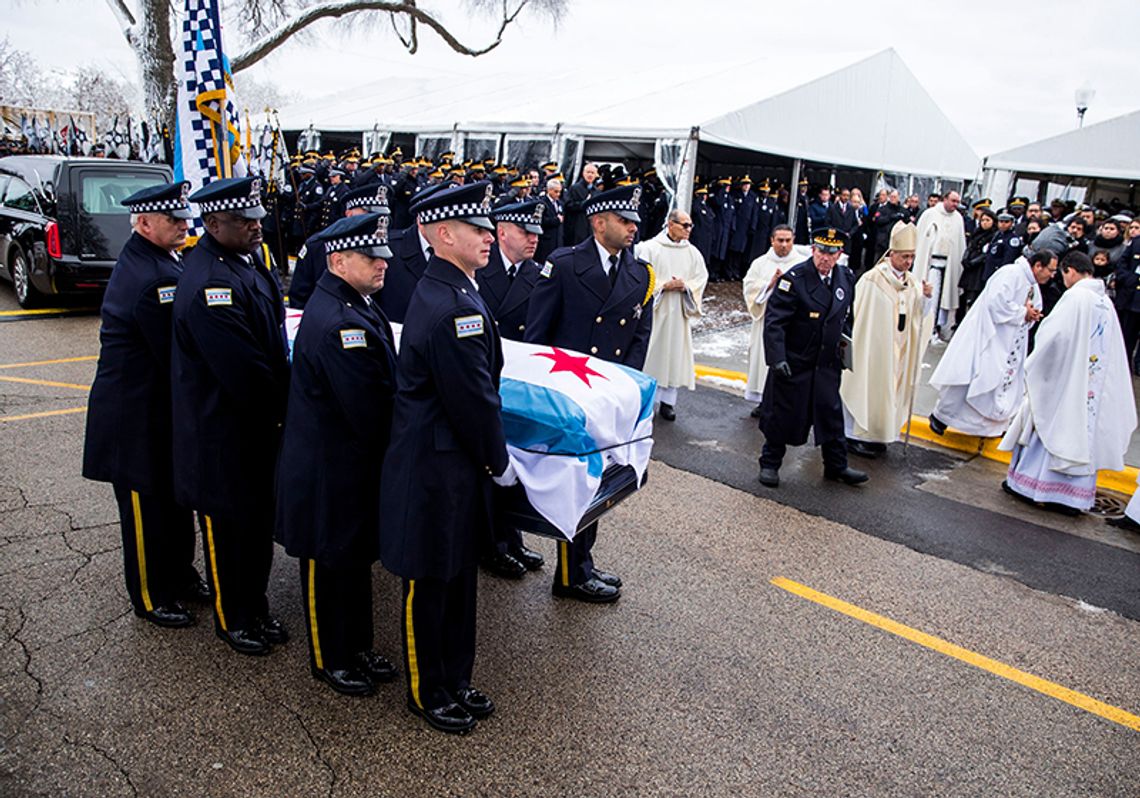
[
  {"left": 2, "top": 608, "right": 44, "bottom": 745},
  {"left": 276, "top": 698, "right": 338, "bottom": 798},
  {"left": 62, "top": 734, "right": 138, "bottom": 798}
]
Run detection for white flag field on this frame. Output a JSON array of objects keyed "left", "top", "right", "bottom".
[{"left": 285, "top": 311, "right": 655, "bottom": 538}]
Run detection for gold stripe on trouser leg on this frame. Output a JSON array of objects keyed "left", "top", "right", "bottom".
[
  {"left": 405, "top": 580, "right": 422, "bottom": 708},
  {"left": 130, "top": 491, "right": 153, "bottom": 612},
  {"left": 204, "top": 515, "right": 227, "bottom": 631},
  {"left": 560, "top": 542, "right": 570, "bottom": 587},
  {"left": 307, "top": 560, "right": 324, "bottom": 670}
]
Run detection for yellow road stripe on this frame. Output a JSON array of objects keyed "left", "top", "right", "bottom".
[
  {"left": 771, "top": 576, "right": 1140, "bottom": 733},
  {"left": 559, "top": 541, "right": 570, "bottom": 587},
  {"left": 204, "top": 515, "right": 227, "bottom": 631},
  {"left": 0, "top": 308, "right": 95, "bottom": 317},
  {"left": 694, "top": 363, "right": 748, "bottom": 382},
  {"left": 131, "top": 491, "right": 153, "bottom": 613},
  {"left": 0, "top": 355, "right": 98, "bottom": 369},
  {"left": 0, "top": 375, "right": 90, "bottom": 391},
  {"left": 308, "top": 560, "right": 323, "bottom": 670},
  {"left": 405, "top": 580, "right": 421, "bottom": 708},
  {"left": 0, "top": 407, "right": 87, "bottom": 423}
]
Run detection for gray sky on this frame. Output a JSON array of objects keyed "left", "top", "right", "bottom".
[{"left": 5, "top": 0, "right": 1138, "bottom": 156}]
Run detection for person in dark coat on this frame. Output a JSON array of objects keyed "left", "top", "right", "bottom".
[
  {"left": 749, "top": 181, "right": 782, "bottom": 261},
  {"left": 277, "top": 213, "right": 399, "bottom": 697},
  {"left": 957, "top": 207, "right": 996, "bottom": 323},
  {"left": 826, "top": 187, "right": 859, "bottom": 236},
  {"left": 690, "top": 185, "right": 717, "bottom": 265},
  {"left": 727, "top": 176, "right": 761, "bottom": 280},
  {"left": 982, "top": 212, "right": 1024, "bottom": 284},
  {"left": 378, "top": 181, "right": 514, "bottom": 735},
  {"left": 296, "top": 165, "right": 325, "bottom": 238},
  {"left": 171, "top": 177, "right": 291, "bottom": 657},
  {"left": 1113, "top": 235, "right": 1140, "bottom": 372},
  {"left": 475, "top": 200, "right": 547, "bottom": 579},
  {"left": 260, "top": 177, "right": 294, "bottom": 279},
  {"left": 82, "top": 182, "right": 206, "bottom": 629},
  {"left": 709, "top": 178, "right": 736, "bottom": 280},
  {"left": 535, "top": 176, "right": 565, "bottom": 263},
  {"left": 757, "top": 227, "right": 868, "bottom": 489},
  {"left": 289, "top": 183, "right": 390, "bottom": 309},
  {"left": 375, "top": 182, "right": 457, "bottom": 323},
  {"left": 525, "top": 184, "right": 654, "bottom": 604},
  {"left": 870, "top": 190, "right": 906, "bottom": 262},
  {"left": 807, "top": 186, "right": 832, "bottom": 232},
  {"left": 793, "top": 179, "right": 811, "bottom": 244},
  {"left": 562, "top": 162, "right": 599, "bottom": 247}
]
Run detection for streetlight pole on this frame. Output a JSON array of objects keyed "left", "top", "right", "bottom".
[{"left": 1074, "top": 83, "right": 1096, "bottom": 128}]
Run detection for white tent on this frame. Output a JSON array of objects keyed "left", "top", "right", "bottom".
[
  {"left": 982, "top": 110, "right": 1140, "bottom": 207},
  {"left": 280, "top": 48, "right": 979, "bottom": 213}
]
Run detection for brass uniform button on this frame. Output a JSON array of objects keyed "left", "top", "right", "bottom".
[
  {"left": 590, "top": 346, "right": 598, "bottom": 354},
  {"left": 619, "top": 318, "right": 626, "bottom": 326},
  {"left": 595, "top": 316, "right": 603, "bottom": 324},
  {"left": 615, "top": 348, "right": 622, "bottom": 356}
]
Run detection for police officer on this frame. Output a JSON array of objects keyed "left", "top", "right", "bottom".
[
  {"left": 757, "top": 227, "right": 868, "bottom": 489},
  {"left": 690, "top": 185, "right": 716, "bottom": 265},
  {"left": 172, "top": 177, "right": 291, "bottom": 656},
  {"left": 277, "top": 213, "right": 399, "bottom": 696},
  {"left": 524, "top": 184, "right": 654, "bottom": 603},
  {"left": 296, "top": 164, "right": 325, "bottom": 238},
  {"left": 82, "top": 181, "right": 207, "bottom": 628},
  {"left": 379, "top": 181, "right": 514, "bottom": 735},
  {"left": 982, "top": 211, "right": 1024, "bottom": 283},
  {"left": 476, "top": 200, "right": 546, "bottom": 579},
  {"left": 377, "top": 181, "right": 453, "bottom": 324},
  {"left": 290, "top": 183, "right": 390, "bottom": 309},
  {"left": 318, "top": 165, "right": 349, "bottom": 229}
]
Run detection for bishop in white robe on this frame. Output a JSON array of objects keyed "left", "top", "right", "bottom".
[
  {"left": 635, "top": 210, "right": 708, "bottom": 420},
  {"left": 929, "top": 252, "right": 1053, "bottom": 438},
  {"left": 914, "top": 192, "right": 967, "bottom": 337},
  {"left": 840, "top": 222, "right": 934, "bottom": 453},
  {"left": 999, "top": 253, "right": 1136, "bottom": 511}
]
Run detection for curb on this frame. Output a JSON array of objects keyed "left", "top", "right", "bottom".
[{"left": 693, "top": 364, "right": 1138, "bottom": 497}]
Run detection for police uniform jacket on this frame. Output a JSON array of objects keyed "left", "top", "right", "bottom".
[
  {"left": 710, "top": 187, "right": 735, "bottom": 261},
  {"left": 287, "top": 231, "right": 325, "bottom": 309},
  {"left": 562, "top": 179, "right": 595, "bottom": 247},
  {"left": 377, "top": 225, "right": 428, "bottom": 324},
  {"left": 477, "top": 243, "right": 539, "bottom": 341},
  {"left": 759, "top": 258, "right": 855, "bottom": 447},
  {"left": 319, "top": 181, "right": 348, "bottom": 228},
  {"left": 983, "top": 229, "right": 1024, "bottom": 283},
  {"left": 690, "top": 196, "right": 717, "bottom": 264},
  {"left": 297, "top": 176, "right": 325, "bottom": 235},
  {"left": 535, "top": 194, "right": 564, "bottom": 263},
  {"left": 524, "top": 238, "right": 654, "bottom": 369},
  {"left": 749, "top": 196, "right": 780, "bottom": 260},
  {"left": 276, "top": 271, "right": 397, "bottom": 568},
  {"left": 378, "top": 256, "right": 508, "bottom": 581},
  {"left": 82, "top": 232, "right": 181, "bottom": 494},
  {"left": 391, "top": 172, "right": 417, "bottom": 229},
  {"left": 729, "top": 190, "right": 760, "bottom": 253},
  {"left": 171, "top": 233, "right": 290, "bottom": 519},
  {"left": 1113, "top": 239, "right": 1140, "bottom": 314}
]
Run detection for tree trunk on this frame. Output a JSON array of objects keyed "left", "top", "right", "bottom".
[{"left": 137, "top": 0, "right": 177, "bottom": 129}]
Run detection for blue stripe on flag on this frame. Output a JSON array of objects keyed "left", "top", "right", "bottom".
[
  {"left": 611, "top": 362, "right": 657, "bottom": 423},
  {"left": 500, "top": 378, "right": 605, "bottom": 479}
]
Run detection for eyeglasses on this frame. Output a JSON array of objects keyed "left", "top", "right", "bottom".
[{"left": 671, "top": 221, "right": 693, "bottom": 229}]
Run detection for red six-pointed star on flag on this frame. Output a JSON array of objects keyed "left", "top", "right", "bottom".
[{"left": 532, "top": 347, "right": 608, "bottom": 387}]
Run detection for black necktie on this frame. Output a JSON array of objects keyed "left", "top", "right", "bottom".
[
  {"left": 426, "top": 245, "right": 434, "bottom": 259},
  {"left": 608, "top": 254, "right": 619, "bottom": 288},
  {"left": 507, "top": 263, "right": 517, "bottom": 280}
]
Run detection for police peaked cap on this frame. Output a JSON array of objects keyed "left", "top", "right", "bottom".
[
  {"left": 317, "top": 212, "right": 392, "bottom": 259},
  {"left": 410, "top": 180, "right": 496, "bottom": 231},
  {"left": 811, "top": 227, "right": 848, "bottom": 252},
  {"left": 121, "top": 180, "right": 193, "bottom": 219},
  {"left": 492, "top": 200, "right": 544, "bottom": 234},
  {"left": 584, "top": 184, "right": 642, "bottom": 223},
  {"left": 343, "top": 184, "right": 392, "bottom": 213},
  {"left": 189, "top": 177, "right": 266, "bottom": 220}
]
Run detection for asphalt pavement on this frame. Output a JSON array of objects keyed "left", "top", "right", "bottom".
[{"left": 0, "top": 294, "right": 1137, "bottom": 797}]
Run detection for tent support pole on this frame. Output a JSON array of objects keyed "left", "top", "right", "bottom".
[
  {"left": 788, "top": 158, "right": 803, "bottom": 233},
  {"left": 675, "top": 127, "right": 699, "bottom": 215}
]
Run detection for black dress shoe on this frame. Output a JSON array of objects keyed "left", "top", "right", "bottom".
[
  {"left": 750, "top": 403, "right": 763, "bottom": 419},
  {"left": 847, "top": 440, "right": 881, "bottom": 459},
  {"left": 658, "top": 403, "right": 676, "bottom": 421},
  {"left": 928, "top": 414, "right": 947, "bottom": 436},
  {"left": 135, "top": 603, "right": 193, "bottom": 629},
  {"left": 181, "top": 571, "right": 212, "bottom": 603},
  {"left": 481, "top": 551, "right": 526, "bottom": 579},
  {"left": 758, "top": 467, "right": 780, "bottom": 487},
  {"left": 407, "top": 699, "right": 476, "bottom": 734},
  {"left": 454, "top": 686, "right": 495, "bottom": 719},
  {"left": 256, "top": 615, "right": 289, "bottom": 645},
  {"left": 824, "top": 467, "right": 870, "bottom": 485},
  {"left": 552, "top": 577, "right": 620, "bottom": 603},
  {"left": 511, "top": 544, "right": 544, "bottom": 571},
  {"left": 216, "top": 627, "right": 270, "bottom": 656},
  {"left": 591, "top": 568, "right": 622, "bottom": 588},
  {"left": 356, "top": 650, "right": 398, "bottom": 683},
  {"left": 312, "top": 665, "right": 375, "bottom": 696}
]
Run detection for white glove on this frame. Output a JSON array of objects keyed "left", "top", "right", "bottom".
[{"left": 492, "top": 461, "right": 518, "bottom": 487}]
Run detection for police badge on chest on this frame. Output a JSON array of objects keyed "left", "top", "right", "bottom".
[{"left": 633, "top": 304, "right": 642, "bottom": 320}]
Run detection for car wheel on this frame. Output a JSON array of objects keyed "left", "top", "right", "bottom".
[{"left": 10, "top": 247, "right": 40, "bottom": 309}]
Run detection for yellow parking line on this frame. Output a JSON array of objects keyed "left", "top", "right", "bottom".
[
  {"left": 0, "top": 356, "right": 98, "bottom": 370},
  {"left": 771, "top": 576, "right": 1140, "bottom": 733},
  {"left": 0, "top": 407, "right": 86, "bottom": 423},
  {"left": 0, "top": 376, "right": 90, "bottom": 391},
  {"left": 0, "top": 308, "right": 95, "bottom": 317}
]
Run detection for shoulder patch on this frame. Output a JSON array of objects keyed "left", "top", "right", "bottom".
[
  {"left": 339, "top": 328, "right": 367, "bottom": 349},
  {"left": 643, "top": 262, "right": 656, "bottom": 306},
  {"left": 205, "top": 287, "right": 232, "bottom": 307},
  {"left": 315, "top": 186, "right": 324, "bottom": 195},
  {"left": 1009, "top": 236, "right": 1020, "bottom": 247},
  {"left": 156, "top": 285, "right": 176, "bottom": 304},
  {"left": 540, "top": 261, "right": 554, "bottom": 278},
  {"left": 778, "top": 279, "right": 792, "bottom": 293},
  {"left": 455, "top": 314, "right": 484, "bottom": 338}
]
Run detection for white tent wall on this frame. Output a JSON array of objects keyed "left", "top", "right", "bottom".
[{"left": 985, "top": 110, "right": 1140, "bottom": 181}]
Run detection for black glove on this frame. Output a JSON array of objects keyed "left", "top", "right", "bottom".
[{"left": 773, "top": 361, "right": 792, "bottom": 379}]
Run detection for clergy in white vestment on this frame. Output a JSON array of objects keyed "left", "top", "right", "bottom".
[
  {"left": 929, "top": 249, "right": 1056, "bottom": 437},
  {"left": 742, "top": 224, "right": 809, "bottom": 413},
  {"left": 914, "top": 191, "right": 967, "bottom": 338},
  {"left": 998, "top": 252, "right": 1136, "bottom": 512},
  {"left": 635, "top": 209, "right": 708, "bottom": 421},
  {"left": 839, "top": 221, "right": 934, "bottom": 456}
]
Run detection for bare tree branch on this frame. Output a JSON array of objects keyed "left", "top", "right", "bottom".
[
  {"left": 103, "top": 0, "right": 139, "bottom": 48},
  {"left": 232, "top": 0, "right": 538, "bottom": 73}
]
